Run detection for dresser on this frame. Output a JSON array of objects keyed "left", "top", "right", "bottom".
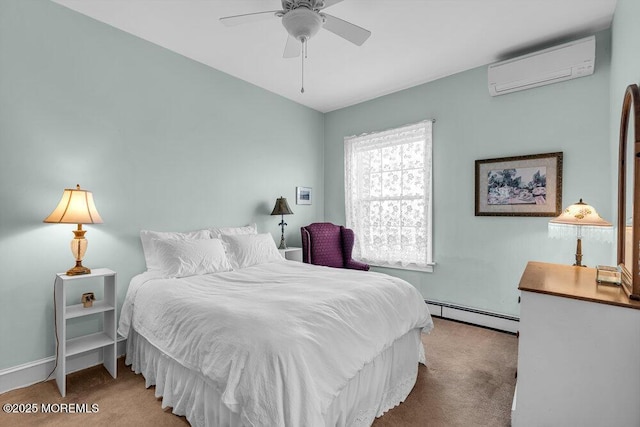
[{"left": 513, "top": 261, "right": 640, "bottom": 427}]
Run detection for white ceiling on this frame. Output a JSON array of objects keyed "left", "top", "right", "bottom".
[{"left": 51, "top": 0, "right": 617, "bottom": 113}]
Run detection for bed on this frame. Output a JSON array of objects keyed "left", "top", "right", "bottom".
[{"left": 118, "top": 227, "right": 433, "bottom": 426}]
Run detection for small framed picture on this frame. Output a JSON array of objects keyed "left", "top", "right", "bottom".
[
  {"left": 296, "top": 186, "right": 312, "bottom": 205},
  {"left": 475, "top": 152, "right": 563, "bottom": 217},
  {"left": 81, "top": 292, "right": 95, "bottom": 308}
]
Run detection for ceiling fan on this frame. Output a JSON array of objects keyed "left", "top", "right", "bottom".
[{"left": 220, "top": 0, "right": 372, "bottom": 93}]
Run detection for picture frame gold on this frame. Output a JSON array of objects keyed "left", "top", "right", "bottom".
[{"left": 475, "top": 152, "right": 563, "bottom": 217}]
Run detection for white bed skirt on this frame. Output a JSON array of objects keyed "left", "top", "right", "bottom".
[{"left": 125, "top": 327, "right": 425, "bottom": 427}]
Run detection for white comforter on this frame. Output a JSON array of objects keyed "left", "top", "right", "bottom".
[{"left": 118, "top": 260, "right": 433, "bottom": 427}]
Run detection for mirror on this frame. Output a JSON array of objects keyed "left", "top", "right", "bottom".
[{"left": 617, "top": 83, "right": 640, "bottom": 300}]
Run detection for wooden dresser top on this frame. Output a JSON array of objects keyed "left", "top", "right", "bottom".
[{"left": 518, "top": 261, "right": 640, "bottom": 310}]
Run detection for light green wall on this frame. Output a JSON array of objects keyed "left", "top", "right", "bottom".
[
  {"left": 2, "top": 0, "right": 634, "bottom": 373},
  {"left": 0, "top": 0, "right": 324, "bottom": 369},
  {"left": 610, "top": 0, "right": 640, "bottom": 209},
  {"left": 325, "top": 31, "right": 613, "bottom": 317},
  {"left": 610, "top": 0, "right": 640, "bottom": 115}
]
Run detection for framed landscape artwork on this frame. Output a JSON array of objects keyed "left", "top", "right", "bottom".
[
  {"left": 475, "top": 152, "right": 563, "bottom": 216},
  {"left": 296, "top": 186, "right": 312, "bottom": 205}
]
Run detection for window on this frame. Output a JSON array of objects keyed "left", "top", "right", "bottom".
[{"left": 344, "top": 120, "right": 433, "bottom": 271}]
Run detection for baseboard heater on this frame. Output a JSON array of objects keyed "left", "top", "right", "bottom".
[{"left": 425, "top": 299, "right": 519, "bottom": 334}]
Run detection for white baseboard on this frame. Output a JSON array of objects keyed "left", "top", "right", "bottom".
[
  {"left": 426, "top": 300, "right": 519, "bottom": 333},
  {"left": 0, "top": 338, "right": 126, "bottom": 395}
]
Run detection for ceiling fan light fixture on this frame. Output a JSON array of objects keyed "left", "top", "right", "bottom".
[
  {"left": 282, "top": 8, "right": 323, "bottom": 42},
  {"left": 220, "top": 0, "right": 370, "bottom": 94}
]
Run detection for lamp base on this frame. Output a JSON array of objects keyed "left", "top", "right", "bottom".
[
  {"left": 573, "top": 238, "right": 586, "bottom": 267},
  {"left": 67, "top": 262, "right": 91, "bottom": 276},
  {"left": 278, "top": 217, "right": 288, "bottom": 249},
  {"left": 278, "top": 236, "right": 287, "bottom": 250}
]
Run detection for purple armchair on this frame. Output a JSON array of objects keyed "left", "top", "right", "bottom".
[{"left": 301, "top": 222, "right": 369, "bottom": 271}]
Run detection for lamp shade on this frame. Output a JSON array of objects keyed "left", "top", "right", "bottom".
[
  {"left": 548, "top": 199, "right": 612, "bottom": 242},
  {"left": 550, "top": 199, "right": 611, "bottom": 227},
  {"left": 271, "top": 197, "right": 294, "bottom": 216},
  {"left": 44, "top": 185, "right": 103, "bottom": 224}
]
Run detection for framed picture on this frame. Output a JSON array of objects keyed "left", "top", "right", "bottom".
[
  {"left": 296, "top": 186, "right": 312, "bottom": 205},
  {"left": 475, "top": 152, "right": 563, "bottom": 217}
]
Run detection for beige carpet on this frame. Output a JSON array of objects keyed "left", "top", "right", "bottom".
[
  {"left": 0, "top": 318, "right": 517, "bottom": 426},
  {"left": 373, "top": 318, "right": 517, "bottom": 426}
]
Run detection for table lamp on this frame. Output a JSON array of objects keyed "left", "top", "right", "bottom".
[
  {"left": 270, "top": 197, "right": 293, "bottom": 249},
  {"left": 548, "top": 198, "right": 612, "bottom": 267},
  {"left": 44, "top": 184, "right": 104, "bottom": 275}
]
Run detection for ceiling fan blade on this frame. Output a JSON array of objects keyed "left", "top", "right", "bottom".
[
  {"left": 283, "top": 35, "right": 301, "bottom": 58},
  {"left": 319, "top": 0, "right": 344, "bottom": 10},
  {"left": 322, "top": 13, "right": 371, "bottom": 46},
  {"left": 219, "top": 10, "right": 280, "bottom": 27}
]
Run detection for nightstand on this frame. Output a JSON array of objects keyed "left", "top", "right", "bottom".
[
  {"left": 54, "top": 268, "right": 117, "bottom": 397},
  {"left": 278, "top": 247, "right": 303, "bottom": 262}
]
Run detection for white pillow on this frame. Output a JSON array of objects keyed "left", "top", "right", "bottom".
[
  {"left": 209, "top": 223, "right": 257, "bottom": 238},
  {"left": 140, "top": 229, "right": 211, "bottom": 271},
  {"left": 221, "top": 233, "right": 282, "bottom": 269},
  {"left": 152, "top": 238, "right": 232, "bottom": 278}
]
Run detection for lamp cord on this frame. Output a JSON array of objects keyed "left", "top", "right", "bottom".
[{"left": 42, "top": 278, "right": 59, "bottom": 382}]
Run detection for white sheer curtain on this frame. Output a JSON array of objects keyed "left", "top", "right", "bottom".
[{"left": 344, "top": 120, "right": 433, "bottom": 270}]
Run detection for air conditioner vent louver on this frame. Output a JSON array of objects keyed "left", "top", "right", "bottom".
[{"left": 488, "top": 36, "right": 595, "bottom": 96}]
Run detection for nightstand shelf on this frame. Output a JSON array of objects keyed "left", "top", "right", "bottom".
[
  {"left": 54, "top": 268, "right": 117, "bottom": 397},
  {"left": 66, "top": 332, "right": 115, "bottom": 357},
  {"left": 65, "top": 301, "right": 114, "bottom": 319}
]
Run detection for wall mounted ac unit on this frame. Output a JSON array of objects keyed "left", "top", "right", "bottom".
[{"left": 488, "top": 36, "right": 595, "bottom": 96}]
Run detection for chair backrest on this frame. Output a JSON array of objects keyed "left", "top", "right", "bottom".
[{"left": 301, "top": 223, "right": 344, "bottom": 268}]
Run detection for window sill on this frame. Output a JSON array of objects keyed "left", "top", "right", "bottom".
[{"left": 369, "top": 263, "right": 435, "bottom": 273}]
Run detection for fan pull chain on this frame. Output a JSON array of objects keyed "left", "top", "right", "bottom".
[{"left": 300, "top": 38, "right": 306, "bottom": 94}]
